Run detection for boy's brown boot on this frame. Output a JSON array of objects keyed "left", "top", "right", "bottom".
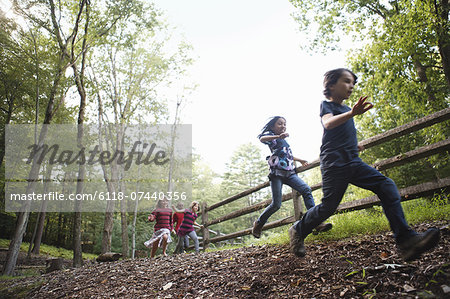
[
  {"left": 289, "top": 223, "right": 306, "bottom": 257},
  {"left": 252, "top": 221, "right": 263, "bottom": 238},
  {"left": 398, "top": 228, "right": 440, "bottom": 261},
  {"left": 312, "top": 222, "right": 333, "bottom": 235}
]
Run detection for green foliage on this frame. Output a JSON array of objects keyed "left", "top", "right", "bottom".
[
  {"left": 0, "top": 0, "right": 195, "bottom": 262},
  {"left": 308, "top": 195, "right": 450, "bottom": 243},
  {"left": 245, "top": 192, "right": 449, "bottom": 248},
  {"left": 0, "top": 279, "right": 45, "bottom": 298},
  {"left": 0, "top": 238, "right": 97, "bottom": 260},
  {"left": 88, "top": 1, "right": 194, "bottom": 124},
  {"left": 107, "top": 213, "right": 155, "bottom": 255},
  {"left": 402, "top": 192, "right": 450, "bottom": 224},
  {"left": 192, "top": 154, "right": 221, "bottom": 202},
  {"left": 211, "top": 143, "right": 269, "bottom": 234},
  {"left": 290, "top": 0, "right": 450, "bottom": 192},
  {"left": 2, "top": 0, "right": 448, "bottom": 265},
  {"left": 0, "top": 16, "right": 73, "bottom": 125},
  {"left": 221, "top": 143, "right": 268, "bottom": 197},
  {"left": 252, "top": 228, "right": 290, "bottom": 246}
]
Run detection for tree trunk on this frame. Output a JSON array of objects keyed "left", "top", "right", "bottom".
[
  {"left": 131, "top": 197, "right": 139, "bottom": 259},
  {"left": 3, "top": 8, "right": 71, "bottom": 268},
  {"left": 27, "top": 213, "right": 39, "bottom": 259},
  {"left": 0, "top": 107, "right": 12, "bottom": 169},
  {"left": 2, "top": 122, "right": 52, "bottom": 275},
  {"left": 56, "top": 213, "right": 63, "bottom": 247},
  {"left": 101, "top": 205, "right": 115, "bottom": 254},
  {"left": 72, "top": 211, "right": 83, "bottom": 267},
  {"left": 101, "top": 180, "right": 117, "bottom": 254},
  {"left": 44, "top": 215, "right": 50, "bottom": 243},
  {"left": 31, "top": 164, "right": 52, "bottom": 255},
  {"left": 98, "top": 126, "right": 116, "bottom": 254},
  {"left": 101, "top": 163, "right": 119, "bottom": 254},
  {"left": 120, "top": 209, "right": 129, "bottom": 258},
  {"left": 131, "top": 125, "right": 142, "bottom": 259},
  {"left": 28, "top": 162, "right": 52, "bottom": 258},
  {"left": 73, "top": 99, "right": 86, "bottom": 268},
  {"left": 0, "top": 76, "right": 15, "bottom": 167},
  {"left": 2, "top": 211, "right": 30, "bottom": 275},
  {"left": 70, "top": 0, "right": 89, "bottom": 266},
  {"left": 119, "top": 170, "right": 129, "bottom": 258},
  {"left": 63, "top": 215, "right": 71, "bottom": 248},
  {"left": 438, "top": 38, "right": 450, "bottom": 87},
  {"left": 413, "top": 58, "right": 438, "bottom": 109},
  {"left": 436, "top": 0, "right": 450, "bottom": 87},
  {"left": 120, "top": 160, "right": 129, "bottom": 258},
  {"left": 31, "top": 204, "right": 47, "bottom": 255}
]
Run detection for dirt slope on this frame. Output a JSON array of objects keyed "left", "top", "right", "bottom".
[{"left": 1, "top": 221, "right": 449, "bottom": 299}]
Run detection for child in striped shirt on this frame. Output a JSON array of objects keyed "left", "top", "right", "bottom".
[
  {"left": 173, "top": 201, "right": 203, "bottom": 253},
  {"left": 144, "top": 199, "right": 173, "bottom": 258}
]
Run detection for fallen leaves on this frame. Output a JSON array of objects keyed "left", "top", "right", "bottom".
[{"left": 0, "top": 221, "right": 448, "bottom": 298}]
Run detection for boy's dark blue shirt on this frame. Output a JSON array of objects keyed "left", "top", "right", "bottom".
[{"left": 319, "top": 100, "right": 360, "bottom": 168}]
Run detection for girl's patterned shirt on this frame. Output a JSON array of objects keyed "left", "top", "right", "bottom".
[
  {"left": 177, "top": 209, "right": 198, "bottom": 236},
  {"left": 261, "top": 130, "right": 295, "bottom": 172},
  {"left": 150, "top": 208, "right": 173, "bottom": 232},
  {"left": 172, "top": 212, "right": 184, "bottom": 233}
]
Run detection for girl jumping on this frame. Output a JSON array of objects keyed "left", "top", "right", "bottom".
[
  {"left": 252, "top": 116, "right": 332, "bottom": 238},
  {"left": 144, "top": 198, "right": 173, "bottom": 258}
]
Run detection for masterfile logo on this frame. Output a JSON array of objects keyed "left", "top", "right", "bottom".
[{"left": 5, "top": 124, "right": 192, "bottom": 212}]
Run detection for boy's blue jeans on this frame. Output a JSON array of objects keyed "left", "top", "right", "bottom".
[
  {"left": 258, "top": 173, "right": 315, "bottom": 225},
  {"left": 294, "top": 160, "right": 416, "bottom": 243}
]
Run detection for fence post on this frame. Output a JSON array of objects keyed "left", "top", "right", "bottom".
[
  {"left": 292, "top": 190, "right": 303, "bottom": 221},
  {"left": 201, "top": 201, "right": 210, "bottom": 251}
]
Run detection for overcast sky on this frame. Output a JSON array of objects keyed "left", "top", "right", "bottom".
[{"left": 153, "top": 0, "right": 351, "bottom": 174}]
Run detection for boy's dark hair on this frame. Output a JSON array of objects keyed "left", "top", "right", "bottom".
[
  {"left": 323, "top": 68, "right": 358, "bottom": 99},
  {"left": 258, "top": 116, "right": 285, "bottom": 139}
]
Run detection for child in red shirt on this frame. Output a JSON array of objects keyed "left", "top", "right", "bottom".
[
  {"left": 173, "top": 201, "right": 203, "bottom": 253},
  {"left": 172, "top": 202, "right": 185, "bottom": 233},
  {"left": 172, "top": 202, "right": 188, "bottom": 254}
]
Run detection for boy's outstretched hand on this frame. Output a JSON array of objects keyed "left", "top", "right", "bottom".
[{"left": 351, "top": 96, "right": 373, "bottom": 116}]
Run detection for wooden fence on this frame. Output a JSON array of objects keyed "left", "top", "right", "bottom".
[{"left": 198, "top": 107, "right": 450, "bottom": 250}]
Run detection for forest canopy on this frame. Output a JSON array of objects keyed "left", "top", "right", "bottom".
[{"left": 0, "top": 0, "right": 449, "bottom": 277}]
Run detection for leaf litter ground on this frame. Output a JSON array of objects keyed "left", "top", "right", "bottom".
[{"left": 1, "top": 221, "right": 449, "bottom": 298}]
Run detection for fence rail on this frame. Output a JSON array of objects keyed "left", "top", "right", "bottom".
[{"left": 199, "top": 108, "right": 450, "bottom": 249}]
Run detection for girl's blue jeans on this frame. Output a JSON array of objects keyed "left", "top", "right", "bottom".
[
  {"left": 178, "top": 231, "right": 199, "bottom": 252},
  {"left": 294, "top": 160, "right": 416, "bottom": 243},
  {"left": 174, "top": 235, "right": 189, "bottom": 254},
  {"left": 258, "top": 173, "right": 315, "bottom": 225}
]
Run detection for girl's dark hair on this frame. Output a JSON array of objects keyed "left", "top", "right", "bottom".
[
  {"left": 323, "top": 68, "right": 358, "bottom": 99},
  {"left": 258, "top": 116, "right": 285, "bottom": 139}
]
